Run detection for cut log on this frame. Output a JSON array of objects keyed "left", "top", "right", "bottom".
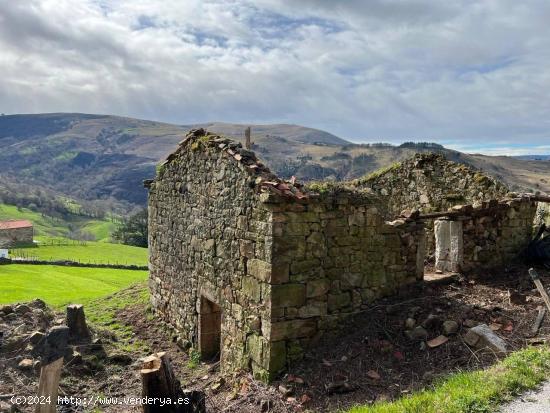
[
  {"left": 530, "top": 306, "right": 546, "bottom": 337},
  {"left": 35, "top": 357, "right": 64, "bottom": 413},
  {"left": 66, "top": 304, "right": 91, "bottom": 342},
  {"left": 140, "top": 352, "right": 205, "bottom": 413}
]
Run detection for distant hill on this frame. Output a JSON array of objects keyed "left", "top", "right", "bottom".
[
  {"left": 1, "top": 113, "right": 549, "bottom": 213},
  {"left": 191, "top": 122, "right": 349, "bottom": 145},
  {"left": 514, "top": 155, "right": 550, "bottom": 161}
]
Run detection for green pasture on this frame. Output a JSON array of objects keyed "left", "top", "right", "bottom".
[{"left": 0, "top": 264, "right": 148, "bottom": 307}]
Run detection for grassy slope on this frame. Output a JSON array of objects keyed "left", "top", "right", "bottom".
[
  {"left": 0, "top": 203, "right": 147, "bottom": 265},
  {"left": 0, "top": 203, "right": 116, "bottom": 241},
  {"left": 84, "top": 282, "right": 151, "bottom": 353},
  {"left": 348, "top": 346, "right": 550, "bottom": 413},
  {"left": 0, "top": 264, "right": 147, "bottom": 307}
]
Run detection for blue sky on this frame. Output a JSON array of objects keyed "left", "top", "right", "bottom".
[{"left": 1, "top": 0, "right": 549, "bottom": 155}]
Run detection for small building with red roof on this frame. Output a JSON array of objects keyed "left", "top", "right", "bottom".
[{"left": 0, "top": 219, "right": 34, "bottom": 247}]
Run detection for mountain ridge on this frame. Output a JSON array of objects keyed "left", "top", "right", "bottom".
[{"left": 1, "top": 113, "right": 549, "bottom": 214}]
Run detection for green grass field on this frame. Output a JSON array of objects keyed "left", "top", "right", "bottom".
[
  {"left": 1, "top": 203, "right": 147, "bottom": 265},
  {"left": 0, "top": 264, "right": 148, "bottom": 307},
  {"left": 0, "top": 203, "right": 116, "bottom": 242},
  {"left": 10, "top": 241, "right": 148, "bottom": 266}
]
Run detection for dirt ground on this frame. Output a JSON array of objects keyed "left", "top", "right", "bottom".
[{"left": 2, "top": 264, "right": 550, "bottom": 413}]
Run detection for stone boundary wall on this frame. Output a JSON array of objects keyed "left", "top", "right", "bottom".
[
  {"left": 0, "top": 257, "right": 147, "bottom": 270},
  {"left": 250, "top": 192, "right": 425, "bottom": 379}
]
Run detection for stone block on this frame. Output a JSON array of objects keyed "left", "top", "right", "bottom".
[
  {"left": 298, "top": 300, "right": 327, "bottom": 318},
  {"left": 290, "top": 259, "right": 320, "bottom": 275},
  {"left": 270, "top": 319, "right": 317, "bottom": 341},
  {"left": 268, "top": 341, "right": 287, "bottom": 373},
  {"left": 307, "top": 231, "right": 324, "bottom": 245},
  {"left": 272, "top": 284, "right": 306, "bottom": 308},
  {"left": 348, "top": 212, "right": 365, "bottom": 226},
  {"left": 247, "top": 259, "right": 271, "bottom": 282},
  {"left": 328, "top": 292, "right": 351, "bottom": 312},
  {"left": 239, "top": 240, "right": 255, "bottom": 258},
  {"left": 306, "top": 279, "right": 330, "bottom": 298},
  {"left": 271, "top": 259, "right": 290, "bottom": 284},
  {"left": 246, "top": 334, "right": 266, "bottom": 367},
  {"left": 242, "top": 277, "right": 262, "bottom": 302},
  {"left": 286, "top": 222, "right": 311, "bottom": 236}
]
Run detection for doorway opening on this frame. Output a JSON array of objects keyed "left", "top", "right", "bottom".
[
  {"left": 198, "top": 296, "right": 221, "bottom": 361},
  {"left": 434, "top": 219, "right": 463, "bottom": 273},
  {"left": 424, "top": 219, "right": 464, "bottom": 281}
]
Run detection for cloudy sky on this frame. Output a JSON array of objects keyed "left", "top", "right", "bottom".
[{"left": 1, "top": 0, "right": 550, "bottom": 154}]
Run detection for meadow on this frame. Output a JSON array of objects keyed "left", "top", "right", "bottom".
[
  {"left": 9, "top": 241, "right": 148, "bottom": 266},
  {"left": 0, "top": 203, "right": 116, "bottom": 242},
  {"left": 0, "top": 264, "right": 148, "bottom": 307},
  {"left": 1, "top": 203, "right": 148, "bottom": 265}
]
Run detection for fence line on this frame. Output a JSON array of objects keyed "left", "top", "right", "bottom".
[{"left": 0, "top": 257, "right": 147, "bottom": 271}]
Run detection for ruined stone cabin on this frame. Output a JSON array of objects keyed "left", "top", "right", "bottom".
[
  {"left": 0, "top": 219, "right": 33, "bottom": 248},
  {"left": 145, "top": 129, "right": 425, "bottom": 381},
  {"left": 145, "top": 129, "right": 549, "bottom": 381}
]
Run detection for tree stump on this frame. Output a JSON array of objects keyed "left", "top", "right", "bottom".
[
  {"left": 141, "top": 352, "right": 205, "bottom": 413},
  {"left": 66, "top": 304, "right": 90, "bottom": 342}
]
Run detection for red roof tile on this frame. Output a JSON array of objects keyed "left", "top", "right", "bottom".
[{"left": 0, "top": 220, "right": 33, "bottom": 230}]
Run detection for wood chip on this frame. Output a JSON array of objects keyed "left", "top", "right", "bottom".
[
  {"left": 427, "top": 335, "right": 449, "bottom": 348},
  {"left": 367, "top": 370, "right": 381, "bottom": 380},
  {"left": 489, "top": 323, "right": 502, "bottom": 331}
]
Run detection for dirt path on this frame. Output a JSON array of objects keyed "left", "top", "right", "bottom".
[{"left": 500, "top": 381, "right": 550, "bottom": 413}]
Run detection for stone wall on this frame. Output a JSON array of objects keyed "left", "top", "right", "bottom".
[
  {"left": 148, "top": 133, "right": 275, "bottom": 376},
  {"left": 460, "top": 198, "right": 538, "bottom": 271},
  {"left": 534, "top": 202, "right": 550, "bottom": 228},
  {"left": 432, "top": 197, "right": 538, "bottom": 272},
  {"left": 0, "top": 227, "right": 33, "bottom": 248},
  {"left": 255, "top": 191, "right": 425, "bottom": 379},
  {"left": 355, "top": 153, "right": 510, "bottom": 255}
]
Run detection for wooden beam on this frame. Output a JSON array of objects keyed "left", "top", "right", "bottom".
[
  {"left": 35, "top": 357, "right": 64, "bottom": 413},
  {"left": 529, "top": 268, "right": 550, "bottom": 314},
  {"left": 530, "top": 306, "right": 546, "bottom": 337}
]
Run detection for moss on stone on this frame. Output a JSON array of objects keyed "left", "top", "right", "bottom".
[{"left": 356, "top": 162, "right": 402, "bottom": 184}]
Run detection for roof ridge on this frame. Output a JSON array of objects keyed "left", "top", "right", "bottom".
[{"left": 150, "top": 128, "right": 313, "bottom": 202}]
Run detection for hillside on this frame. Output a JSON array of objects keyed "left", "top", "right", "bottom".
[{"left": 1, "top": 113, "right": 549, "bottom": 214}]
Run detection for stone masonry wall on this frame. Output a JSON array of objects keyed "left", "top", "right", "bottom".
[
  {"left": 355, "top": 153, "right": 509, "bottom": 255},
  {"left": 0, "top": 227, "right": 33, "bottom": 248},
  {"left": 251, "top": 191, "right": 425, "bottom": 379},
  {"left": 431, "top": 197, "right": 538, "bottom": 273},
  {"left": 148, "top": 136, "right": 274, "bottom": 376},
  {"left": 460, "top": 198, "right": 538, "bottom": 272},
  {"left": 534, "top": 202, "right": 550, "bottom": 228}
]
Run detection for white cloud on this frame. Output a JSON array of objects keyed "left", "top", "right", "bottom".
[{"left": 0, "top": 0, "right": 549, "bottom": 151}]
